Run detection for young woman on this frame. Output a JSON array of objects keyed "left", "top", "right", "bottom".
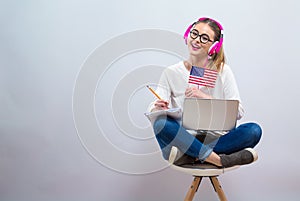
[{"left": 148, "top": 17, "right": 262, "bottom": 168}]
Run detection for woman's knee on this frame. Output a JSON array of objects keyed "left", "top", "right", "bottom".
[
  {"left": 153, "top": 117, "right": 179, "bottom": 135},
  {"left": 247, "top": 122, "right": 262, "bottom": 144},
  {"left": 153, "top": 117, "right": 167, "bottom": 134}
]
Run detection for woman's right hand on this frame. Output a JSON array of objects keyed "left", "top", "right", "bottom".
[{"left": 153, "top": 99, "right": 169, "bottom": 111}]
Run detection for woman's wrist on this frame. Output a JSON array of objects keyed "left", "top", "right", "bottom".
[
  {"left": 204, "top": 94, "right": 213, "bottom": 99},
  {"left": 195, "top": 90, "right": 213, "bottom": 99}
]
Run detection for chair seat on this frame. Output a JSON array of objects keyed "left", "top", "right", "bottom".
[
  {"left": 170, "top": 163, "right": 239, "bottom": 177},
  {"left": 169, "top": 146, "right": 239, "bottom": 177}
]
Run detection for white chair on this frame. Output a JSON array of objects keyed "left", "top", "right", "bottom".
[
  {"left": 168, "top": 98, "right": 242, "bottom": 201},
  {"left": 169, "top": 146, "right": 239, "bottom": 201}
]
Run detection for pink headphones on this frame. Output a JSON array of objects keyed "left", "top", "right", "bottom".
[{"left": 183, "top": 17, "right": 224, "bottom": 56}]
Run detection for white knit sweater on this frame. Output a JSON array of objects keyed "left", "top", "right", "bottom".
[{"left": 148, "top": 61, "right": 244, "bottom": 120}]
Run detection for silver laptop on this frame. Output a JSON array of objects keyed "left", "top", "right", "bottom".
[{"left": 182, "top": 98, "right": 238, "bottom": 131}]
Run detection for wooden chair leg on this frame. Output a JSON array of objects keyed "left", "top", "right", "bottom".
[
  {"left": 210, "top": 176, "right": 227, "bottom": 201},
  {"left": 184, "top": 176, "right": 202, "bottom": 201}
]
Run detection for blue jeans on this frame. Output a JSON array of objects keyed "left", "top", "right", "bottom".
[{"left": 153, "top": 116, "right": 262, "bottom": 161}]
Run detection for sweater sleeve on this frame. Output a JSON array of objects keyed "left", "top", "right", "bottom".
[
  {"left": 221, "top": 65, "right": 245, "bottom": 120},
  {"left": 147, "top": 69, "right": 172, "bottom": 112}
]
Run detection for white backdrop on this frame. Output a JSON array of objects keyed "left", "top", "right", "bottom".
[{"left": 1, "top": 0, "right": 300, "bottom": 200}]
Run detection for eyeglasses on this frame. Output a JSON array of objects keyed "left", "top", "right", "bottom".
[{"left": 189, "top": 29, "right": 214, "bottom": 44}]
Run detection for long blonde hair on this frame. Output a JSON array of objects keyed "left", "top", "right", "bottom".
[{"left": 195, "top": 18, "right": 226, "bottom": 72}]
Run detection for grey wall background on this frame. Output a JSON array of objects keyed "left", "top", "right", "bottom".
[{"left": 1, "top": 0, "right": 300, "bottom": 200}]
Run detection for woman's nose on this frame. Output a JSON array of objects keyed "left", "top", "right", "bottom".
[{"left": 194, "top": 35, "right": 201, "bottom": 43}]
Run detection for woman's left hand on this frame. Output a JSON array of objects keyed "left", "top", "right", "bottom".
[{"left": 185, "top": 87, "right": 212, "bottom": 99}]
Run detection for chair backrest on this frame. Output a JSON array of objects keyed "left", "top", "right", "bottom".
[{"left": 182, "top": 98, "right": 238, "bottom": 131}]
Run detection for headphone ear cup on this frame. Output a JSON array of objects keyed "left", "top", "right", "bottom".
[
  {"left": 215, "top": 36, "right": 223, "bottom": 53},
  {"left": 183, "top": 24, "right": 194, "bottom": 44},
  {"left": 208, "top": 41, "right": 219, "bottom": 56},
  {"left": 184, "top": 35, "right": 188, "bottom": 44}
]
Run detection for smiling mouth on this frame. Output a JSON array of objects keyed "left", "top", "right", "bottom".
[{"left": 191, "top": 43, "right": 200, "bottom": 50}]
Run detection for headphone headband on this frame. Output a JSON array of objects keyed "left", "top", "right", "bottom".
[{"left": 198, "top": 17, "right": 224, "bottom": 31}]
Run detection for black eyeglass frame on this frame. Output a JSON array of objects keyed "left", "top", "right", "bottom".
[{"left": 189, "top": 29, "right": 214, "bottom": 44}]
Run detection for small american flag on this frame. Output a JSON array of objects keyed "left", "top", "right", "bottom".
[{"left": 188, "top": 66, "right": 218, "bottom": 88}]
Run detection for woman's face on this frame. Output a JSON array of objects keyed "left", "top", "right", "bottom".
[{"left": 187, "top": 22, "right": 215, "bottom": 57}]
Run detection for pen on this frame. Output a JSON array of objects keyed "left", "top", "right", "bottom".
[{"left": 146, "top": 85, "right": 162, "bottom": 100}]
